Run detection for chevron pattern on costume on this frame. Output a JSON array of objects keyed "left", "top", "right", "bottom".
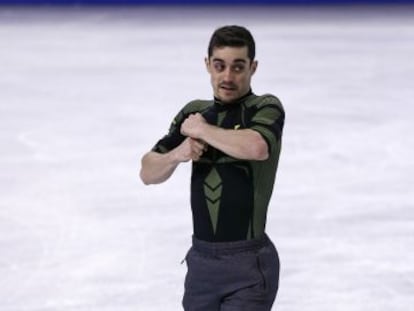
[{"left": 203, "top": 167, "right": 222, "bottom": 233}]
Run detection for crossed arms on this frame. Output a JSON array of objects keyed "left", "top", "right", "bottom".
[{"left": 139, "top": 112, "right": 269, "bottom": 185}]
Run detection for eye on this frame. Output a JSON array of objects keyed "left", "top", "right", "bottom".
[
  {"left": 213, "top": 62, "right": 225, "bottom": 72},
  {"left": 232, "top": 64, "right": 245, "bottom": 73}
]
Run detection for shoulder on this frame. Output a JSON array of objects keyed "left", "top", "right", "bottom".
[
  {"left": 245, "top": 94, "right": 284, "bottom": 114},
  {"left": 181, "top": 99, "right": 214, "bottom": 114},
  {"left": 171, "top": 99, "right": 213, "bottom": 125}
]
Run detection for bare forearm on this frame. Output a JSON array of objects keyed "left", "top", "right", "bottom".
[
  {"left": 140, "top": 138, "right": 207, "bottom": 185},
  {"left": 200, "top": 125, "right": 269, "bottom": 161},
  {"left": 139, "top": 151, "right": 180, "bottom": 185},
  {"left": 181, "top": 113, "right": 268, "bottom": 161}
]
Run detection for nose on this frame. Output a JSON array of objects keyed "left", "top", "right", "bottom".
[{"left": 222, "top": 67, "right": 234, "bottom": 82}]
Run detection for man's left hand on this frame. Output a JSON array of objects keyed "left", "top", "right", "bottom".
[{"left": 181, "top": 113, "right": 208, "bottom": 139}]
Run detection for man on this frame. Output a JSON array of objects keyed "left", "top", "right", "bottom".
[{"left": 140, "top": 25, "right": 285, "bottom": 311}]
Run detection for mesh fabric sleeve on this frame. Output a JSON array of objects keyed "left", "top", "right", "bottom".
[
  {"left": 248, "top": 96, "right": 285, "bottom": 156},
  {"left": 152, "top": 110, "right": 187, "bottom": 154}
]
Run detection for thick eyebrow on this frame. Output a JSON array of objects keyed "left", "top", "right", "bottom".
[{"left": 211, "top": 58, "right": 247, "bottom": 64}]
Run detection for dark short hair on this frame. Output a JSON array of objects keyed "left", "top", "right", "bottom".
[{"left": 207, "top": 25, "right": 256, "bottom": 61}]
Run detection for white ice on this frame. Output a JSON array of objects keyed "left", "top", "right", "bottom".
[{"left": 0, "top": 5, "right": 413, "bottom": 311}]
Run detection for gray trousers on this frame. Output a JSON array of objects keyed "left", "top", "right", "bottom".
[{"left": 182, "top": 234, "right": 280, "bottom": 311}]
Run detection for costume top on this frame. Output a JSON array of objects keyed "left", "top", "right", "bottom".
[{"left": 153, "top": 91, "right": 285, "bottom": 242}]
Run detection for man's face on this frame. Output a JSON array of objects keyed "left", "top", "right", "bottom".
[{"left": 205, "top": 46, "right": 257, "bottom": 103}]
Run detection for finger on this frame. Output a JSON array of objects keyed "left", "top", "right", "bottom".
[
  {"left": 190, "top": 139, "right": 204, "bottom": 149},
  {"left": 192, "top": 146, "right": 204, "bottom": 158},
  {"left": 195, "top": 145, "right": 206, "bottom": 156},
  {"left": 197, "top": 140, "right": 207, "bottom": 149},
  {"left": 195, "top": 139, "right": 208, "bottom": 151},
  {"left": 190, "top": 146, "right": 202, "bottom": 157}
]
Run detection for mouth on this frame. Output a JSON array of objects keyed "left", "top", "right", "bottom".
[{"left": 219, "top": 84, "right": 237, "bottom": 91}]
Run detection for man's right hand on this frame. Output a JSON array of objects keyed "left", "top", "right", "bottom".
[{"left": 173, "top": 137, "right": 208, "bottom": 163}]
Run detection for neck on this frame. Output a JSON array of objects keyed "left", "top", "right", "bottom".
[{"left": 214, "top": 89, "right": 253, "bottom": 105}]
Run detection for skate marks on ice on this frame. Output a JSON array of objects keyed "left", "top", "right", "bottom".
[{"left": 1, "top": 5, "right": 414, "bottom": 311}]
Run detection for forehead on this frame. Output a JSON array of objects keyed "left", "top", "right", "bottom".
[{"left": 210, "top": 46, "right": 250, "bottom": 62}]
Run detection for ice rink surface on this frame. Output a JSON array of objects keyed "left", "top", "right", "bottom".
[{"left": 1, "top": 4, "right": 413, "bottom": 310}]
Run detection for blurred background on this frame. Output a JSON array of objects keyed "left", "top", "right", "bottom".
[{"left": 0, "top": 1, "right": 413, "bottom": 310}]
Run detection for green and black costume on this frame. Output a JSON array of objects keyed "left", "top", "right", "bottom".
[{"left": 153, "top": 91, "right": 284, "bottom": 242}]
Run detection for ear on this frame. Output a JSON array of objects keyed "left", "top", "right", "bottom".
[
  {"left": 251, "top": 60, "right": 258, "bottom": 75},
  {"left": 205, "top": 57, "right": 211, "bottom": 73}
]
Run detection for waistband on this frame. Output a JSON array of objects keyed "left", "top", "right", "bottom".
[{"left": 191, "top": 234, "right": 270, "bottom": 256}]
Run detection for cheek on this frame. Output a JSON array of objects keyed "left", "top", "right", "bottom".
[
  {"left": 211, "top": 74, "right": 220, "bottom": 85},
  {"left": 237, "top": 75, "right": 250, "bottom": 86}
]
